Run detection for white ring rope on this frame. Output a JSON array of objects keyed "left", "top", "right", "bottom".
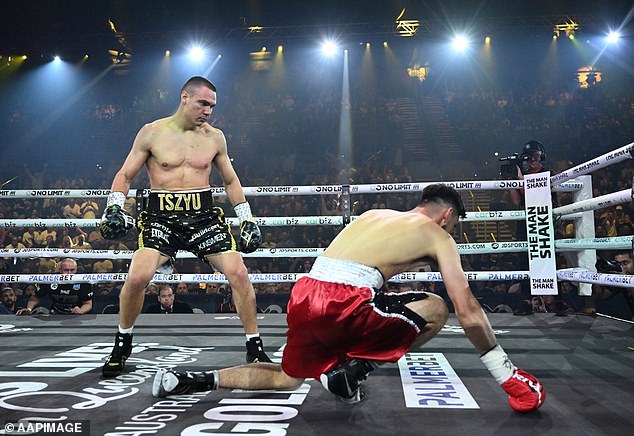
[
  {"left": 2, "top": 269, "right": 631, "bottom": 287},
  {"left": 553, "top": 188, "right": 633, "bottom": 216},
  {"left": 553, "top": 236, "right": 633, "bottom": 251},
  {"left": 4, "top": 194, "right": 632, "bottom": 228},
  {"left": 557, "top": 268, "right": 634, "bottom": 288},
  {"left": 0, "top": 247, "right": 325, "bottom": 259},
  {"left": 0, "top": 210, "right": 530, "bottom": 229},
  {"left": 1, "top": 236, "right": 631, "bottom": 260},
  {"left": 0, "top": 271, "right": 529, "bottom": 285},
  {"left": 550, "top": 142, "right": 633, "bottom": 187},
  {"left": 0, "top": 179, "right": 583, "bottom": 199}
]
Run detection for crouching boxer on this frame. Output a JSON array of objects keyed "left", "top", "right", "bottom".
[{"left": 152, "top": 184, "right": 545, "bottom": 412}]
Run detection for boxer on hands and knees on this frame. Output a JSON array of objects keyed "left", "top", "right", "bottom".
[
  {"left": 100, "top": 76, "right": 270, "bottom": 377},
  {"left": 153, "top": 184, "right": 545, "bottom": 412}
]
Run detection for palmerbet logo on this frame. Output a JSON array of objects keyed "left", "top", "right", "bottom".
[{"left": 398, "top": 352, "right": 479, "bottom": 409}]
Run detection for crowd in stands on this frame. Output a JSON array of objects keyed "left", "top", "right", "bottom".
[
  {"left": 1, "top": 70, "right": 632, "bottom": 317},
  {"left": 445, "top": 85, "right": 633, "bottom": 164}
]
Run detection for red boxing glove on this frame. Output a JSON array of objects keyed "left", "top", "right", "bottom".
[{"left": 500, "top": 368, "right": 546, "bottom": 412}]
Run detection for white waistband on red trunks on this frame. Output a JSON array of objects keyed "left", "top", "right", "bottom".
[{"left": 308, "top": 256, "right": 384, "bottom": 289}]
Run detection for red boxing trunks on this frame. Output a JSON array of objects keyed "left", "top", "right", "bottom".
[{"left": 282, "top": 257, "right": 429, "bottom": 379}]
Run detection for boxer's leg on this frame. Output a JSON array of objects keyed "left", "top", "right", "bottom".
[
  {"left": 103, "top": 248, "right": 167, "bottom": 378},
  {"left": 153, "top": 363, "right": 303, "bottom": 397}
]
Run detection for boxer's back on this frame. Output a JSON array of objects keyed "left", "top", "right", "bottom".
[{"left": 323, "top": 208, "right": 452, "bottom": 279}]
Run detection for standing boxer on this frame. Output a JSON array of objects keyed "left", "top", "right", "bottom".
[{"left": 100, "top": 76, "right": 270, "bottom": 377}]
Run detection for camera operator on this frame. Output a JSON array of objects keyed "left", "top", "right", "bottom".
[
  {"left": 504, "top": 140, "right": 547, "bottom": 211},
  {"left": 593, "top": 250, "right": 634, "bottom": 320}
]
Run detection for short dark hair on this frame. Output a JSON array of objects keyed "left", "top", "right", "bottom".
[
  {"left": 614, "top": 250, "right": 633, "bottom": 259},
  {"left": 181, "top": 76, "right": 216, "bottom": 94},
  {"left": 418, "top": 184, "right": 466, "bottom": 218}
]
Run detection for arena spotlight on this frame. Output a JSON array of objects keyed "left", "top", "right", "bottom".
[
  {"left": 607, "top": 30, "right": 621, "bottom": 44},
  {"left": 321, "top": 40, "right": 338, "bottom": 56},
  {"left": 53, "top": 55, "right": 61, "bottom": 62},
  {"left": 165, "top": 50, "right": 171, "bottom": 57},
  {"left": 554, "top": 21, "right": 579, "bottom": 39},
  {"left": 188, "top": 45, "right": 206, "bottom": 62},
  {"left": 451, "top": 34, "right": 470, "bottom": 52}
]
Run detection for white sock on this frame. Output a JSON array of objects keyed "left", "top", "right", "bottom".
[
  {"left": 246, "top": 333, "right": 260, "bottom": 340},
  {"left": 118, "top": 325, "right": 134, "bottom": 334}
]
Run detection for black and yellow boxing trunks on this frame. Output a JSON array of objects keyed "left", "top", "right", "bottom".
[{"left": 138, "top": 188, "right": 237, "bottom": 264}]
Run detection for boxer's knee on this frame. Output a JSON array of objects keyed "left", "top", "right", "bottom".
[
  {"left": 124, "top": 270, "right": 155, "bottom": 294},
  {"left": 427, "top": 293, "right": 449, "bottom": 326},
  {"left": 276, "top": 372, "right": 304, "bottom": 390},
  {"left": 406, "top": 292, "right": 448, "bottom": 329},
  {"left": 223, "top": 261, "right": 251, "bottom": 287}
]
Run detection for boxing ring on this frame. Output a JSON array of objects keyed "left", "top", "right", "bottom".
[{"left": 1, "top": 142, "right": 633, "bottom": 435}]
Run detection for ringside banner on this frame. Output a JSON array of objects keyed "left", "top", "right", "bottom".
[{"left": 524, "top": 171, "right": 557, "bottom": 295}]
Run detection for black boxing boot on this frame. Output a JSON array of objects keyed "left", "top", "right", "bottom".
[
  {"left": 246, "top": 337, "right": 272, "bottom": 363},
  {"left": 153, "top": 369, "right": 218, "bottom": 397},
  {"left": 320, "top": 359, "right": 378, "bottom": 403},
  {"left": 102, "top": 332, "right": 132, "bottom": 378}
]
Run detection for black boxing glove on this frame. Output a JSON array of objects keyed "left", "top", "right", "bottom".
[
  {"left": 234, "top": 202, "right": 261, "bottom": 253},
  {"left": 100, "top": 192, "right": 135, "bottom": 240}
]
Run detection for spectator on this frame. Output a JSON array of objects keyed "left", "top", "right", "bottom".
[
  {"left": 37, "top": 256, "right": 57, "bottom": 273},
  {"left": 21, "top": 227, "right": 40, "bottom": 248},
  {"left": 80, "top": 198, "right": 100, "bottom": 219},
  {"left": 22, "top": 284, "right": 38, "bottom": 299},
  {"left": 175, "top": 282, "right": 190, "bottom": 295},
  {"left": 1, "top": 287, "right": 23, "bottom": 314},
  {"left": 17, "top": 258, "right": 93, "bottom": 315},
  {"left": 615, "top": 206, "right": 634, "bottom": 235},
  {"left": 145, "top": 283, "right": 159, "bottom": 296},
  {"left": 592, "top": 251, "right": 634, "bottom": 320},
  {"left": 5, "top": 235, "right": 25, "bottom": 251},
  {"left": 93, "top": 257, "right": 114, "bottom": 273},
  {"left": 63, "top": 198, "right": 82, "bottom": 219},
  {"left": 219, "top": 286, "right": 236, "bottom": 313},
  {"left": 146, "top": 285, "right": 193, "bottom": 314}
]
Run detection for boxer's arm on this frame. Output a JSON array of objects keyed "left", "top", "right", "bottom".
[
  {"left": 436, "top": 237, "right": 496, "bottom": 353},
  {"left": 111, "top": 124, "right": 152, "bottom": 196},
  {"left": 214, "top": 131, "right": 261, "bottom": 252},
  {"left": 213, "top": 130, "right": 247, "bottom": 207},
  {"left": 436, "top": 235, "right": 545, "bottom": 412}
]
